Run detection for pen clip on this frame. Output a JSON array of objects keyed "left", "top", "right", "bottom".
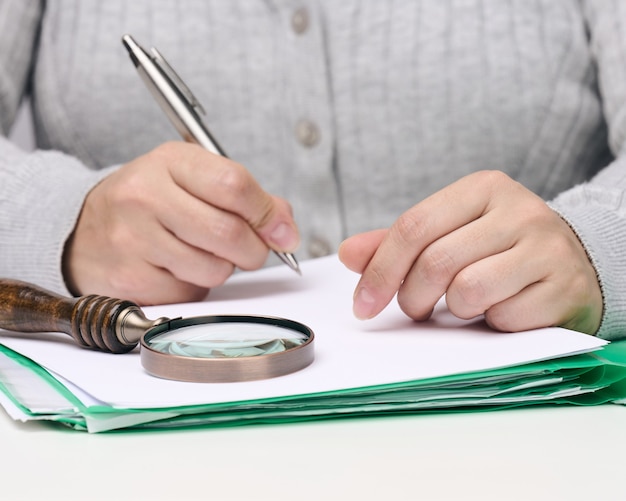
[{"left": 150, "top": 47, "right": 206, "bottom": 116}]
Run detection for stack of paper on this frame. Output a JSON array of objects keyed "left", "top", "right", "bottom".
[{"left": 1, "top": 255, "right": 625, "bottom": 433}]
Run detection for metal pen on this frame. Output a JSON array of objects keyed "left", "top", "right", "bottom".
[{"left": 121, "top": 34, "right": 301, "bottom": 275}]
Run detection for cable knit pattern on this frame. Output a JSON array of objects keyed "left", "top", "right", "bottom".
[{"left": 1, "top": 0, "right": 626, "bottom": 339}]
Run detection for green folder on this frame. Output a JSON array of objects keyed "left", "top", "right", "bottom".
[{"left": 1, "top": 340, "right": 626, "bottom": 433}]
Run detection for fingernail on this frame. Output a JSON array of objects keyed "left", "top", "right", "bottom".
[
  {"left": 269, "top": 222, "right": 299, "bottom": 251},
  {"left": 354, "top": 286, "right": 377, "bottom": 320}
]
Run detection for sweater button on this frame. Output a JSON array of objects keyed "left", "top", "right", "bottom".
[
  {"left": 308, "top": 236, "right": 332, "bottom": 258},
  {"left": 291, "top": 8, "right": 309, "bottom": 34},
  {"left": 295, "top": 119, "right": 320, "bottom": 148}
]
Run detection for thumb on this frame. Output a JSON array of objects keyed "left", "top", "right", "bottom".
[{"left": 253, "top": 195, "right": 300, "bottom": 253}]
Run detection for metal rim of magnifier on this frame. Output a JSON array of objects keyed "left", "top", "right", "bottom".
[{"left": 139, "top": 315, "right": 315, "bottom": 383}]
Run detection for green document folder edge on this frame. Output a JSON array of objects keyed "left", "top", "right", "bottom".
[{"left": 2, "top": 341, "right": 626, "bottom": 433}]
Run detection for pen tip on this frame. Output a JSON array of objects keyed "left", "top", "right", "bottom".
[
  {"left": 287, "top": 254, "right": 302, "bottom": 276},
  {"left": 121, "top": 34, "right": 132, "bottom": 48},
  {"left": 274, "top": 251, "right": 302, "bottom": 275}
]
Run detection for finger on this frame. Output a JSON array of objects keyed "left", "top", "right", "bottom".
[
  {"left": 154, "top": 181, "right": 271, "bottom": 270},
  {"left": 484, "top": 261, "right": 602, "bottom": 336},
  {"left": 126, "top": 267, "right": 209, "bottom": 306},
  {"left": 483, "top": 281, "right": 563, "bottom": 332},
  {"left": 86, "top": 214, "right": 217, "bottom": 301},
  {"left": 86, "top": 253, "right": 209, "bottom": 306},
  {"left": 353, "top": 172, "right": 499, "bottom": 319},
  {"left": 396, "top": 212, "right": 515, "bottom": 321},
  {"left": 138, "top": 218, "right": 236, "bottom": 288},
  {"left": 168, "top": 144, "right": 300, "bottom": 252},
  {"left": 486, "top": 276, "right": 602, "bottom": 335},
  {"left": 443, "top": 242, "right": 548, "bottom": 320},
  {"left": 338, "top": 229, "right": 388, "bottom": 274}
]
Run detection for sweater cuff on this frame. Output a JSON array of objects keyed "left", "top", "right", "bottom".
[
  {"left": 0, "top": 144, "right": 118, "bottom": 296},
  {"left": 549, "top": 194, "right": 626, "bottom": 341}
]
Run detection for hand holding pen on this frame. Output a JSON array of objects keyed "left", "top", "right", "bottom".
[
  {"left": 121, "top": 34, "right": 300, "bottom": 275},
  {"left": 61, "top": 39, "right": 300, "bottom": 305}
]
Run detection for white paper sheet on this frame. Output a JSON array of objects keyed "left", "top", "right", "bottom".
[{"left": 0, "top": 255, "right": 606, "bottom": 409}]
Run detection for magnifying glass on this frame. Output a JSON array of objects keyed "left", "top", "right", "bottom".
[{"left": 0, "top": 279, "right": 314, "bottom": 383}]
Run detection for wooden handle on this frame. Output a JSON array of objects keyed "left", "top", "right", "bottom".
[{"left": 0, "top": 279, "right": 142, "bottom": 353}]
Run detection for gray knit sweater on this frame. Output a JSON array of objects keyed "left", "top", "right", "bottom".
[{"left": 1, "top": 0, "right": 626, "bottom": 339}]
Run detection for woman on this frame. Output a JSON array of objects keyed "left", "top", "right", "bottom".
[{"left": 1, "top": 1, "right": 623, "bottom": 338}]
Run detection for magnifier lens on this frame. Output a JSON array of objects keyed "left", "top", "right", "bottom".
[
  {"left": 146, "top": 322, "right": 309, "bottom": 359},
  {"left": 141, "top": 315, "right": 314, "bottom": 382}
]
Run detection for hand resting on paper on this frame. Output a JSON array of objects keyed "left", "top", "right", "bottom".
[
  {"left": 63, "top": 141, "right": 300, "bottom": 305},
  {"left": 338, "top": 170, "right": 603, "bottom": 335}
]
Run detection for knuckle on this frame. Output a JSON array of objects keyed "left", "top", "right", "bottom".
[
  {"left": 364, "top": 263, "right": 390, "bottom": 290},
  {"left": 393, "top": 211, "right": 428, "bottom": 247},
  {"left": 214, "top": 162, "right": 253, "bottom": 199},
  {"left": 153, "top": 140, "right": 182, "bottom": 160},
  {"left": 397, "top": 294, "right": 416, "bottom": 319},
  {"left": 470, "top": 170, "right": 524, "bottom": 204},
  {"left": 198, "top": 259, "right": 235, "bottom": 288},
  {"left": 566, "top": 271, "right": 596, "bottom": 305},
  {"left": 481, "top": 169, "right": 508, "bottom": 184},
  {"left": 108, "top": 170, "right": 153, "bottom": 210},
  {"left": 542, "top": 232, "right": 586, "bottom": 264},
  {"left": 210, "top": 262, "right": 236, "bottom": 286},
  {"left": 418, "top": 246, "right": 457, "bottom": 287},
  {"left": 397, "top": 288, "right": 427, "bottom": 320},
  {"left": 465, "top": 170, "right": 504, "bottom": 191},
  {"left": 518, "top": 199, "right": 551, "bottom": 227},
  {"left": 450, "top": 268, "right": 488, "bottom": 311},
  {"left": 545, "top": 233, "right": 575, "bottom": 259},
  {"left": 484, "top": 306, "right": 517, "bottom": 332},
  {"left": 238, "top": 248, "right": 270, "bottom": 271},
  {"left": 209, "top": 214, "right": 248, "bottom": 245},
  {"left": 106, "top": 223, "right": 136, "bottom": 252}
]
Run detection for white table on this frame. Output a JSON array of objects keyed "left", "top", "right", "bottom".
[{"left": 1, "top": 404, "right": 624, "bottom": 501}]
